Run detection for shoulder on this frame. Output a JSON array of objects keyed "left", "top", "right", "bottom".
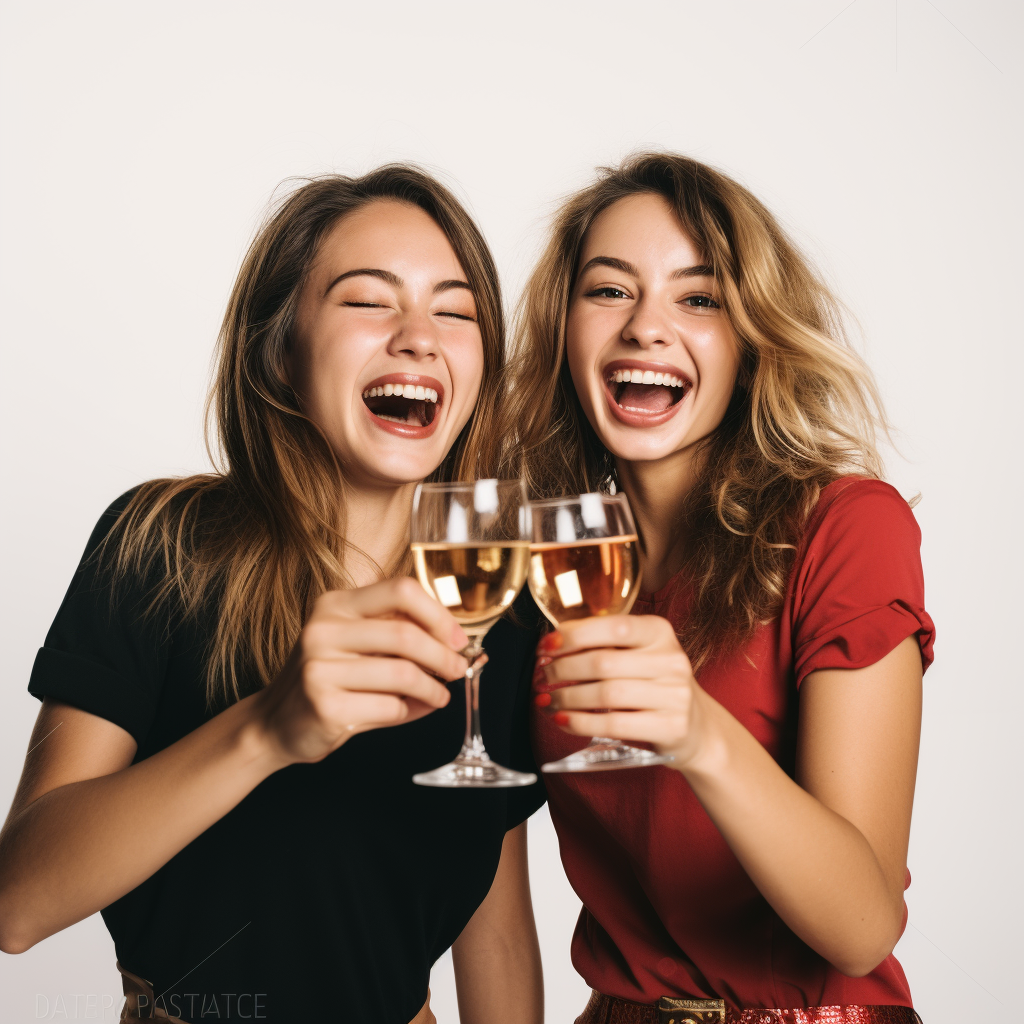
[
  {"left": 87, "top": 485, "right": 145, "bottom": 545},
  {"left": 790, "top": 474, "right": 928, "bottom": 617},
  {"left": 89, "top": 476, "right": 229, "bottom": 551},
  {"left": 82, "top": 477, "right": 229, "bottom": 607},
  {"left": 801, "top": 476, "right": 921, "bottom": 556},
  {"left": 789, "top": 477, "right": 934, "bottom": 681}
]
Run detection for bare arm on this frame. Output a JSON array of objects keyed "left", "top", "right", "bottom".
[
  {"left": 680, "top": 637, "right": 921, "bottom": 975},
  {"left": 544, "top": 617, "right": 923, "bottom": 977},
  {"left": 0, "top": 578, "right": 468, "bottom": 954},
  {"left": 0, "top": 695, "right": 283, "bottom": 953},
  {"left": 452, "top": 822, "right": 543, "bottom": 1024}
]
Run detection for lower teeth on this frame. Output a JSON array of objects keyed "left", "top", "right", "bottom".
[{"left": 376, "top": 413, "right": 411, "bottom": 424}]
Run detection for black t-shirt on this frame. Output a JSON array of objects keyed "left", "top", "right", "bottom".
[{"left": 27, "top": 492, "right": 546, "bottom": 1024}]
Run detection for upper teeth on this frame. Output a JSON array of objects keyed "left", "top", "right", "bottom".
[
  {"left": 610, "top": 369, "right": 686, "bottom": 387},
  {"left": 362, "top": 383, "right": 438, "bottom": 402}
]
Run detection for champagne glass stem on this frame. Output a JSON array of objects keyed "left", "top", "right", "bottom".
[
  {"left": 412, "top": 638, "right": 535, "bottom": 787},
  {"left": 459, "top": 643, "right": 488, "bottom": 760}
]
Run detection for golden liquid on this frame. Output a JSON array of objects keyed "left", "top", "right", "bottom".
[
  {"left": 412, "top": 542, "right": 531, "bottom": 636},
  {"left": 529, "top": 535, "right": 641, "bottom": 627}
]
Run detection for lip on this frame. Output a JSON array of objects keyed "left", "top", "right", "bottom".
[
  {"left": 361, "top": 373, "right": 446, "bottom": 439},
  {"left": 601, "top": 359, "right": 693, "bottom": 428}
]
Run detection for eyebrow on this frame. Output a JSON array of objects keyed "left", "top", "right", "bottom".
[
  {"left": 323, "top": 268, "right": 473, "bottom": 298},
  {"left": 432, "top": 279, "right": 474, "bottom": 295},
  {"left": 578, "top": 256, "right": 715, "bottom": 280}
]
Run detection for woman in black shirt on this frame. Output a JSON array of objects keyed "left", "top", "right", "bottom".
[{"left": 0, "top": 166, "right": 545, "bottom": 1024}]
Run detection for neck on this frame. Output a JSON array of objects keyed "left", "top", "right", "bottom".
[
  {"left": 616, "top": 446, "right": 700, "bottom": 594},
  {"left": 342, "top": 480, "right": 418, "bottom": 588}
]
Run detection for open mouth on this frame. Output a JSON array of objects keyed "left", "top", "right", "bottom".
[
  {"left": 605, "top": 366, "right": 692, "bottom": 418},
  {"left": 361, "top": 381, "right": 440, "bottom": 427}
]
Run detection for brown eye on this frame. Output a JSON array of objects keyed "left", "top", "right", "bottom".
[
  {"left": 683, "top": 295, "right": 719, "bottom": 309},
  {"left": 587, "top": 287, "right": 628, "bottom": 299}
]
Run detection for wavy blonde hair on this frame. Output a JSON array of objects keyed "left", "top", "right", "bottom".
[
  {"left": 500, "top": 152, "right": 888, "bottom": 669},
  {"left": 102, "top": 165, "right": 505, "bottom": 707}
]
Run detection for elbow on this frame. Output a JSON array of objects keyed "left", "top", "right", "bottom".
[
  {"left": 0, "top": 916, "right": 38, "bottom": 955},
  {"left": 830, "top": 952, "right": 887, "bottom": 979},
  {"left": 827, "top": 917, "right": 903, "bottom": 978},
  {"left": 0, "top": 894, "right": 42, "bottom": 955},
  {"left": 0, "top": 931, "right": 36, "bottom": 955}
]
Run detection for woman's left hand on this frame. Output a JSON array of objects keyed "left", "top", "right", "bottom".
[{"left": 536, "top": 614, "right": 711, "bottom": 770}]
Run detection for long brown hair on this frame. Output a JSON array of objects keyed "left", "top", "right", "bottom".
[
  {"left": 500, "top": 152, "right": 887, "bottom": 669},
  {"left": 103, "top": 165, "right": 505, "bottom": 707}
]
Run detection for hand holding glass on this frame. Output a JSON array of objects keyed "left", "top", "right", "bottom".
[
  {"left": 410, "top": 479, "right": 536, "bottom": 788},
  {"left": 529, "top": 492, "right": 674, "bottom": 772}
]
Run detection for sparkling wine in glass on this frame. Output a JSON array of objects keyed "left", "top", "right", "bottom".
[
  {"left": 529, "top": 491, "right": 674, "bottom": 772},
  {"left": 410, "top": 479, "right": 536, "bottom": 788}
]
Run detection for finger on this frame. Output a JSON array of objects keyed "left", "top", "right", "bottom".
[
  {"left": 552, "top": 709, "right": 688, "bottom": 747},
  {"left": 302, "top": 617, "right": 468, "bottom": 682},
  {"left": 395, "top": 697, "right": 438, "bottom": 725},
  {"left": 319, "top": 577, "right": 470, "bottom": 651},
  {"left": 332, "top": 690, "right": 412, "bottom": 731},
  {"left": 538, "top": 614, "right": 676, "bottom": 655},
  {"left": 305, "top": 656, "right": 453, "bottom": 710},
  {"left": 545, "top": 649, "right": 686, "bottom": 684},
  {"left": 549, "top": 679, "right": 690, "bottom": 713},
  {"left": 348, "top": 693, "right": 442, "bottom": 731}
]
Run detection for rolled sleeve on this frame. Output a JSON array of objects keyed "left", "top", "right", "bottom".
[{"left": 791, "top": 479, "right": 935, "bottom": 688}]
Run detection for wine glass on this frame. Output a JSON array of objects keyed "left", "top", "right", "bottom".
[
  {"left": 529, "top": 491, "right": 674, "bottom": 772},
  {"left": 410, "top": 479, "right": 537, "bottom": 788}
]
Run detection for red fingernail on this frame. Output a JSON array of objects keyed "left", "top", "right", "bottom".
[
  {"left": 538, "top": 631, "right": 563, "bottom": 653},
  {"left": 534, "top": 692, "right": 552, "bottom": 708},
  {"left": 553, "top": 711, "right": 570, "bottom": 726},
  {"left": 535, "top": 654, "right": 553, "bottom": 668}
]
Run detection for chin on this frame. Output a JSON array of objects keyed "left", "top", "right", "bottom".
[
  {"left": 365, "top": 458, "right": 445, "bottom": 487},
  {"left": 605, "top": 439, "right": 682, "bottom": 464},
  {"left": 354, "top": 440, "right": 453, "bottom": 487},
  {"left": 590, "top": 420, "right": 681, "bottom": 465}
]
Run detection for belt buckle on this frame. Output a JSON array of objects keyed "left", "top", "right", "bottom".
[{"left": 658, "top": 997, "right": 726, "bottom": 1024}]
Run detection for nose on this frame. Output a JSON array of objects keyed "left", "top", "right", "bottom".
[
  {"left": 622, "top": 293, "right": 671, "bottom": 349},
  {"left": 387, "top": 308, "right": 439, "bottom": 362}
]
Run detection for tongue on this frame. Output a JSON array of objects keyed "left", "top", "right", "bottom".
[{"left": 617, "top": 382, "right": 675, "bottom": 413}]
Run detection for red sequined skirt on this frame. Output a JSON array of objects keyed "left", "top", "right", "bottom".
[{"left": 575, "top": 990, "right": 923, "bottom": 1024}]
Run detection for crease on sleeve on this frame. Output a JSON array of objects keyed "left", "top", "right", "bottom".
[
  {"left": 28, "top": 646, "right": 155, "bottom": 747},
  {"left": 794, "top": 599, "right": 935, "bottom": 689}
]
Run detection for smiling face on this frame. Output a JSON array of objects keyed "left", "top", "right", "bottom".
[
  {"left": 566, "top": 193, "right": 741, "bottom": 466},
  {"left": 287, "top": 200, "right": 484, "bottom": 489}
]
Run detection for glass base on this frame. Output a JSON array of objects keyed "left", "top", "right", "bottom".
[
  {"left": 413, "top": 753, "right": 537, "bottom": 788},
  {"left": 541, "top": 739, "right": 674, "bottom": 773}
]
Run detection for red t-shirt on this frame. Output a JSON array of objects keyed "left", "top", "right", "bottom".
[{"left": 531, "top": 478, "right": 935, "bottom": 1009}]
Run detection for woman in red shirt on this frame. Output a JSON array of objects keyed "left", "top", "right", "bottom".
[{"left": 505, "top": 153, "right": 933, "bottom": 1021}]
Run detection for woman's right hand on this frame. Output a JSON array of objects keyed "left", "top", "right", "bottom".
[{"left": 252, "top": 577, "right": 469, "bottom": 765}]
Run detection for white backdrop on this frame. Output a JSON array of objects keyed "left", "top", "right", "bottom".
[{"left": 1, "top": 2, "right": 1021, "bottom": 1022}]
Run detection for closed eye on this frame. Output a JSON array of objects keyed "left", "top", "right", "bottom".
[
  {"left": 436, "top": 310, "right": 477, "bottom": 322},
  {"left": 343, "top": 301, "right": 387, "bottom": 309}
]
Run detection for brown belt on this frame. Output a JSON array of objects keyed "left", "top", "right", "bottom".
[
  {"left": 117, "top": 962, "right": 185, "bottom": 1022},
  {"left": 575, "top": 990, "right": 923, "bottom": 1024}
]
